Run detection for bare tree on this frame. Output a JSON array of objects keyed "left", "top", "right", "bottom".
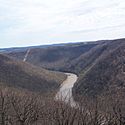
[
  {"left": 0, "top": 87, "right": 11, "bottom": 125},
  {"left": 8, "top": 91, "right": 40, "bottom": 125}
]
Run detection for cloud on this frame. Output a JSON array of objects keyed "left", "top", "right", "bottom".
[{"left": 0, "top": 0, "right": 125, "bottom": 48}]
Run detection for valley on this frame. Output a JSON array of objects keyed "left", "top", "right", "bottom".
[
  {"left": 1, "top": 0, "right": 125, "bottom": 123},
  {"left": 0, "top": 38, "right": 125, "bottom": 125},
  {"left": 6, "top": 38, "right": 125, "bottom": 99}
]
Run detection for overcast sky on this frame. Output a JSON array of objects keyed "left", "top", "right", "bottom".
[{"left": 0, "top": 0, "right": 125, "bottom": 48}]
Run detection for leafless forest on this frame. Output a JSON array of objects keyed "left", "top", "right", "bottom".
[{"left": 0, "top": 87, "right": 125, "bottom": 125}]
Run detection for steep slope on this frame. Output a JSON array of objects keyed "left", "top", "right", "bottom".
[
  {"left": 73, "top": 39, "right": 125, "bottom": 97},
  {"left": 65, "top": 41, "right": 108, "bottom": 74},
  {"left": 0, "top": 54, "right": 66, "bottom": 93}
]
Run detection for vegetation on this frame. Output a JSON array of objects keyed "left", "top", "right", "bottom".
[
  {"left": 0, "top": 54, "right": 66, "bottom": 94},
  {"left": 0, "top": 87, "right": 125, "bottom": 125},
  {"left": 1, "top": 38, "right": 125, "bottom": 124},
  {"left": 8, "top": 43, "right": 97, "bottom": 71},
  {"left": 73, "top": 39, "right": 125, "bottom": 98},
  {"left": 7, "top": 38, "right": 125, "bottom": 98}
]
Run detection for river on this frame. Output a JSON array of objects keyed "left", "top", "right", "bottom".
[{"left": 55, "top": 73, "right": 78, "bottom": 107}]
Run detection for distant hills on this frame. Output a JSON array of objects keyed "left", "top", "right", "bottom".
[
  {"left": 2, "top": 38, "right": 125, "bottom": 99},
  {"left": 0, "top": 42, "right": 88, "bottom": 53},
  {"left": 7, "top": 42, "right": 97, "bottom": 71}
]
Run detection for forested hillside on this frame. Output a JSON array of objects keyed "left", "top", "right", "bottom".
[
  {"left": 6, "top": 38, "right": 125, "bottom": 98},
  {"left": 0, "top": 54, "right": 66, "bottom": 93}
]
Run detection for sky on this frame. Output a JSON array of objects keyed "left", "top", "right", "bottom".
[{"left": 0, "top": 0, "right": 125, "bottom": 48}]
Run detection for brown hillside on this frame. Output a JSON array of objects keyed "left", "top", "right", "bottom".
[
  {"left": 73, "top": 39, "right": 125, "bottom": 97},
  {"left": 8, "top": 43, "right": 97, "bottom": 71},
  {"left": 0, "top": 54, "right": 66, "bottom": 93},
  {"left": 6, "top": 38, "right": 125, "bottom": 98}
]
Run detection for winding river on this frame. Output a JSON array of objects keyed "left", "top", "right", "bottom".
[
  {"left": 55, "top": 73, "right": 78, "bottom": 107},
  {"left": 23, "top": 49, "right": 78, "bottom": 106}
]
